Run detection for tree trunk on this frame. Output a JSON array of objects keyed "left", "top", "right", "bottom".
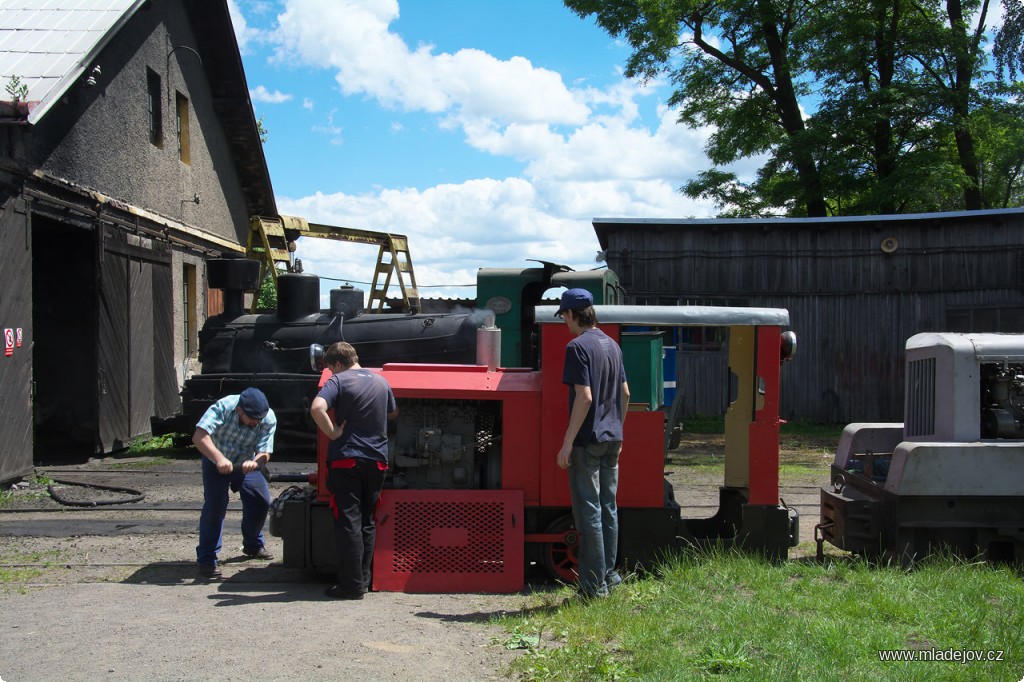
[
  {"left": 757, "top": 0, "right": 828, "bottom": 216},
  {"left": 946, "top": 0, "right": 984, "bottom": 210}
]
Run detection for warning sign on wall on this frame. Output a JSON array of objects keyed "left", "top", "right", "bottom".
[
  {"left": 16, "top": 328, "right": 22, "bottom": 348},
  {"left": 4, "top": 328, "right": 13, "bottom": 357}
]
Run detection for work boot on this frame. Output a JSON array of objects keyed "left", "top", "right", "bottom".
[
  {"left": 198, "top": 563, "right": 222, "bottom": 579},
  {"left": 324, "top": 585, "right": 365, "bottom": 600},
  {"left": 243, "top": 547, "right": 274, "bottom": 561}
]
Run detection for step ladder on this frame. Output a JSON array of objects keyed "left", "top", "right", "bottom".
[
  {"left": 367, "top": 232, "right": 420, "bottom": 314},
  {"left": 246, "top": 216, "right": 293, "bottom": 312},
  {"left": 246, "top": 215, "right": 422, "bottom": 314}
]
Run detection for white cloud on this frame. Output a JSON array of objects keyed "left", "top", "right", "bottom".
[
  {"left": 277, "top": 172, "right": 709, "bottom": 299},
  {"left": 269, "top": 0, "right": 589, "bottom": 126},
  {"left": 311, "top": 108, "right": 343, "bottom": 144},
  {"left": 302, "top": 97, "right": 314, "bottom": 110},
  {"left": 250, "top": 85, "right": 293, "bottom": 103},
  {"left": 233, "top": 0, "right": 724, "bottom": 297}
]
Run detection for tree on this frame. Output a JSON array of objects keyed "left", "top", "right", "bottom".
[
  {"left": 565, "top": 0, "right": 829, "bottom": 216},
  {"left": 566, "top": 0, "right": 1024, "bottom": 216}
]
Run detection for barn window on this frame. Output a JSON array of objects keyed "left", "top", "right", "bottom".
[
  {"left": 176, "top": 92, "right": 190, "bottom": 164},
  {"left": 147, "top": 69, "right": 162, "bottom": 147}
]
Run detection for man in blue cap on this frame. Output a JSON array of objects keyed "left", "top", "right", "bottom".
[
  {"left": 192, "top": 387, "right": 277, "bottom": 579},
  {"left": 554, "top": 288, "right": 630, "bottom": 599}
]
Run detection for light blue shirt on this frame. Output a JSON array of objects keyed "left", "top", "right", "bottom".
[{"left": 196, "top": 395, "right": 277, "bottom": 466}]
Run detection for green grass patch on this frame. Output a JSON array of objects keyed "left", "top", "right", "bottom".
[
  {"left": 779, "top": 421, "right": 845, "bottom": 440},
  {"left": 499, "top": 550, "right": 1024, "bottom": 680},
  {"left": 127, "top": 433, "right": 179, "bottom": 453},
  {"left": 680, "top": 415, "right": 726, "bottom": 434},
  {"left": 0, "top": 549, "right": 63, "bottom": 585}
]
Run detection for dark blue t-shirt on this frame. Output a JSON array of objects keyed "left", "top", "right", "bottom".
[
  {"left": 316, "top": 369, "right": 397, "bottom": 463},
  {"left": 562, "top": 328, "right": 627, "bottom": 446}
]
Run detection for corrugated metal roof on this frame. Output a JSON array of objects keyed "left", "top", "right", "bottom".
[{"left": 0, "top": 0, "right": 144, "bottom": 123}]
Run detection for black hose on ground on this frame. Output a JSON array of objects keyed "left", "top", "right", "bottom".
[{"left": 47, "top": 478, "right": 146, "bottom": 507}]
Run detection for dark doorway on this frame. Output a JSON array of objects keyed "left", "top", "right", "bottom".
[{"left": 32, "top": 217, "right": 98, "bottom": 462}]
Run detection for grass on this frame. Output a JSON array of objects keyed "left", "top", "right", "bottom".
[
  {"left": 498, "top": 549, "right": 1024, "bottom": 680},
  {"left": 500, "top": 427, "right": 1019, "bottom": 680},
  {"left": 0, "top": 475, "right": 55, "bottom": 510},
  {"left": 0, "top": 549, "right": 63, "bottom": 587}
]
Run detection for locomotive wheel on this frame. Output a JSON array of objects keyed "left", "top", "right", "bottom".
[{"left": 541, "top": 515, "right": 580, "bottom": 583}]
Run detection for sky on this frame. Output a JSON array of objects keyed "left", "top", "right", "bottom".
[{"left": 227, "top": 0, "right": 752, "bottom": 301}]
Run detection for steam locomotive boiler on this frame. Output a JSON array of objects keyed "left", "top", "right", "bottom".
[
  {"left": 153, "top": 258, "right": 484, "bottom": 454},
  {"left": 154, "top": 258, "right": 624, "bottom": 456},
  {"left": 818, "top": 333, "right": 1024, "bottom": 563},
  {"left": 269, "top": 304, "right": 799, "bottom": 593}
]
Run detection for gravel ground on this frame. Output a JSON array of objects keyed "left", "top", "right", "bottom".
[
  {"left": 0, "top": 435, "right": 834, "bottom": 681},
  {"left": 0, "top": 453, "right": 530, "bottom": 682}
]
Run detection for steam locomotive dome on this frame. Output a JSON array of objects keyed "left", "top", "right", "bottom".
[{"left": 200, "top": 262, "right": 481, "bottom": 374}]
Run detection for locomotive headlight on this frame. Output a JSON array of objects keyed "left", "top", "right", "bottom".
[
  {"left": 780, "top": 331, "right": 797, "bottom": 362},
  {"left": 309, "top": 344, "right": 325, "bottom": 371}
]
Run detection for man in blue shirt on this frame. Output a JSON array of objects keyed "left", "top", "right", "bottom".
[
  {"left": 193, "top": 387, "right": 276, "bottom": 579},
  {"left": 311, "top": 342, "right": 398, "bottom": 600},
  {"left": 555, "top": 288, "right": 630, "bottom": 599}
]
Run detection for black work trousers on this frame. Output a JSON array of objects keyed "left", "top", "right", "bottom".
[{"left": 327, "top": 459, "right": 386, "bottom": 593}]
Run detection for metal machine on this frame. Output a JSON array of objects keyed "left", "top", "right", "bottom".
[
  {"left": 153, "top": 256, "right": 623, "bottom": 457},
  {"left": 270, "top": 305, "right": 799, "bottom": 592},
  {"left": 818, "top": 333, "right": 1024, "bottom": 562}
]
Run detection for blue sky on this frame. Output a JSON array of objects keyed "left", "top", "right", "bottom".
[{"left": 228, "top": 0, "right": 742, "bottom": 300}]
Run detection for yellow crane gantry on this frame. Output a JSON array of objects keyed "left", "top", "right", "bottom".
[{"left": 246, "top": 214, "right": 421, "bottom": 314}]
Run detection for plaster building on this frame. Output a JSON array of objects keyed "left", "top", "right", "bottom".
[{"left": 0, "top": 0, "right": 275, "bottom": 482}]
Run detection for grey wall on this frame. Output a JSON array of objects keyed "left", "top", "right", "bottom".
[
  {"left": 597, "top": 210, "right": 1024, "bottom": 424},
  {"left": 23, "top": 0, "right": 250, "bottom": 246}
]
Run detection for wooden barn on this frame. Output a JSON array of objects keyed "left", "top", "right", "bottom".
[
  {"left": 0, "top": 0, "right": 275, "bottom": 483},
  {"left": 593, "top": 209, "right": 1024, "bottom": 424}
]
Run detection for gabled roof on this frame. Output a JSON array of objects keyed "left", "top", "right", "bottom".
[
  {"left": 0, "top": 0, "right": 143, "bottom": 124},
  {"left": 0, "top": 0, "right": 276, "bottom": 217}
]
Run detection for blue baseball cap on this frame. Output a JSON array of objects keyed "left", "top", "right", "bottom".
[
  {"left": 555, "top": 288, "right": 594, "bottom": 317},
  {"left": 238, "top": 387, "right": 269, "bottom": 419}
]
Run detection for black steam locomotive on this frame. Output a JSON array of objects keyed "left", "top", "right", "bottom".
[{"left": 153, "top": 258, "right": 485, "bottom": 455}]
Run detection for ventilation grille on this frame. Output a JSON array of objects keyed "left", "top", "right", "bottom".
[
  {"left": 905, "top": 357, "right": 936, "bottom": 437},
  {"left": 374, "top": 490, "right": 523, "bottom": 593}
]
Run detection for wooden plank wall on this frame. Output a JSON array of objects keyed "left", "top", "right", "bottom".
[{"left": 597, "top": 210, "right": 1024, "bottom": 424}]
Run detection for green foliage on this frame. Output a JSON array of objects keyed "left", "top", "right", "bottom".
[
  {"left": 257, "top": 268, "right": 279, "bottom": 310},
  {"left": 4, "top": 74, "right": 28, "bottom": 101},
  {"left": 566, "top": 0, "right": 1024, "bottom": 216},
  {"left": 256, "top": 113, "right": 268, "bottom": 144},
  {"left": 499, "top": 550, "right": 1024, "bottom": 680},
  {"left": 127, "top": 433, "right": 177, "bottom": 453},
  {"left": 995, "top": 0, "right": 1024, "bottom": 79}
]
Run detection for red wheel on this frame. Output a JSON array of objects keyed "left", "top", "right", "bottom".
[{"left": 541, "top": 515, "right": 579, "bottom": 583}]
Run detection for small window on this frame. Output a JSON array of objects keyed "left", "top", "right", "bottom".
[
  {"left": 176, "top": 92, "right": 190, "bottom": 164},
  {"left": 147, "top": 69, "right": 162, "bottom": 147}
]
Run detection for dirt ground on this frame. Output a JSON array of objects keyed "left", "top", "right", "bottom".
[{"left": 0, "top": 433, "right": 835, "bottom": 681}]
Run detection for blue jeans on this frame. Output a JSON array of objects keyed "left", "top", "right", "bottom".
[
  {"left": 568, "top": 440, "right": 622, "bottom": 596},
  {"left": 197, "top": 457, "right": 271, "bottom": 566}
]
